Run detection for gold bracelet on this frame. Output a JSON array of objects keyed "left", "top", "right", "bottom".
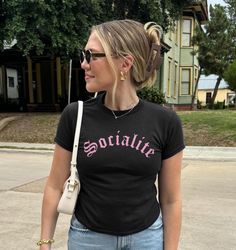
[{"left": 36, "top": 239, "right": 55, "bottom": 246}]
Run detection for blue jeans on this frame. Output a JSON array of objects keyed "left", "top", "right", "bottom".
[{"left": 68, "top": 214, "right": 163, "bottom": 250}]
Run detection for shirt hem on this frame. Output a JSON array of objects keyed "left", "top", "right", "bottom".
[{"left": 74, "top": 211, "right": 160, "bottom": 236}]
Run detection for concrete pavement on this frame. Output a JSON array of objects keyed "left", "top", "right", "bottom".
[{"left": 0, "top": 143, "right": 236, "bottom": 250}]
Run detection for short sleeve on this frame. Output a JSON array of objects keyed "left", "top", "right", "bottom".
[
  {"left": 162, "top": 112, "right": 185, "bottom": 160},
  {"left": 54, "top": 102, "right": 78, "bottom": 152}
]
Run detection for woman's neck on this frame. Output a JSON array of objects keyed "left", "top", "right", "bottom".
[{"left": 104, "top": 87, "right": 139, "bottom": 111}]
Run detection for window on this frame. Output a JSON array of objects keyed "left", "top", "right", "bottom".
[
  {"left": 8, "top": 76, "right": 15, "bottom": 88},
  {"left": 168, "top": 30, "right": 172, "bottom": 41},
  {"left": 227, "top": 93, "right": 235, "bottom": 105},
  {"left": 175, "top": 21, "right": 179, "bottom": 45},
  {"left": 181, "top": 68, "right": 191, "bottom": 95},
  {"left": 174, "top": 63, "right": 178, "bottom": 97},
  {"left": 168, "top": 24, "right": 173, "bottom": 41},
  {"left": 182, "top": 19, "right": 192, "bottom": 47},
  {"left": 206, "top": 92, "right": 212, "bottom": 104},
  {"left": 167, "top": 59, "right": 172, "bottom": 96}
]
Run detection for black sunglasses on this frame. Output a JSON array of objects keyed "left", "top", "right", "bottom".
[{"left": 79, "top": 50, "right": 106, "bottom": 64}]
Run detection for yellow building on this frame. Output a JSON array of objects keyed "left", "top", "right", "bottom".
[{"left": 197, "top": 75, "right": 235, "bottom": 106}]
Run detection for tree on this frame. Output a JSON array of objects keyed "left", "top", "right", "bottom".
[
  {"left": 101, "top": 0, "right": 192, "bottom": 32},
  {"left": 224, "top": 0, "right": 236, "bottom": 59},
  {"left": 3, "top": 0, "right": 103, "bottom": 57},
  {"left": 224, "top": 60, "right": 236, "bottom": 107},
  {"left": 2, "top": 0, "right": 191, "bottom": 57},
  {"left": 0, "top": 0, "right": 5, "bottom": 51},
  {"left": 192, "top": 4, "right": 234, "bottom": 108},
  {"left": 191, "top": 66, "right": 202, "bottom": 109}
]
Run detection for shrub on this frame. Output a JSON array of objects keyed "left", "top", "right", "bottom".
[
  {"left": 213, "top": 101, "right": 225, "bottom": 109},
  {"left": 197, "top": 99, "right": 202, "bottom": 109},
  {"left": 137, "top": 86, "right": 166, "bottom": 104}
]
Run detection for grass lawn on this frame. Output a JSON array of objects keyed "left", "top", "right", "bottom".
[
  {"left": 0, "top": 113, "right": 59, "bottom": 143},
  {"left": 178, "top": 110, "right": 236, "bottom": 147},
  {"left": 0, "top": 110, "right": 235, "bottom": 146}
]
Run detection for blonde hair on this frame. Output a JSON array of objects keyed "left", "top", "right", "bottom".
[{"left": 91, "top": 19, "right": 162, "bottom": 93}]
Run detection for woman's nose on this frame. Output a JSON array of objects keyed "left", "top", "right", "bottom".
[{"left": 81, "top": 60, "right": 90, "bottom": 70}]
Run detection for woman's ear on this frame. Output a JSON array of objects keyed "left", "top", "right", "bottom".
[{"left": 120, "top": 55, "right": 134, "bottom": 72}]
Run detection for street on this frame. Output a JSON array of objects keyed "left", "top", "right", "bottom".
[{"left": 0, "top": 147, "right": 236, "bottom": 250}]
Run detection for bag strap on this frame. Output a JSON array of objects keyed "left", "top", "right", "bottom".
[{"left": 69, "top": 101, "right": 83, "bottom": 186}]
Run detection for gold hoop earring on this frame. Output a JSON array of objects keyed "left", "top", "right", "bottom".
[{"left": 120, "top": 71, "right": 127, "bottom": 81}]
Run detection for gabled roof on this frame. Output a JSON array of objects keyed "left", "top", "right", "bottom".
[{"left": 198, "top": 74, "right": 229, "bottom": 90}]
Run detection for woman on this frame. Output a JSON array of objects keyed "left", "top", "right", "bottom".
[{"left": 38, "top": 19, "right": 185, "bottom": 250}]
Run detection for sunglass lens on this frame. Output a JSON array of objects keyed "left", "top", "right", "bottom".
[
  {"left": 85, "top": 50, "right": 91, "bottom": 64},
  {"left": 79, "top": 51, "right": 84, "bottom": 63},
  {"left": 79, "top": 50, "right": 92, "bottom": 63}
]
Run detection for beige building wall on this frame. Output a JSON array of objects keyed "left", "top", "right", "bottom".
[{"left": 198, "top": 88, "right": 235, "bottom": 106}]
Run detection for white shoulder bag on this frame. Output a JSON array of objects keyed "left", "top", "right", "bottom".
[{"left": 57, "top": 101, "right": 83, "bottom": 215}]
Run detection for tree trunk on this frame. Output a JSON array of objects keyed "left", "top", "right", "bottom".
[
  {"left": 209, "top": 76, "right": 222, "bottom": 109},
  {"left": 191, "top": 67, "right": 202, "bottom": 110}
]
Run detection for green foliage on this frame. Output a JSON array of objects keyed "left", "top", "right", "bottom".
[
  {"left": 192, "top": 4, "right": 233, "bottom": 77},
  {"left": 137, "top": 86, "right": 166, "bottom": 104},
  {"left": 3, "top": 0, "right": 101, "bottom": 57},
  {"left": 0, "top": 0, "right": 5, "bottom": 51},
  {"left": 213, "top": 101, "right": 225, "bottom": 109},
  {"left": 192, "top": 3, "right": 236, "bottom": 108},
  {"left": 100, "top": 0, "right": 190, "bottom": 31},
  {"left": 224, "top": 60, "right": 236, "bottom": 91},
  {"left": 197, "top": 99, "right": 202, "bottom": 109},
  {"left": 224, "top": 0, "right": 236, "bottom": 57},
  {"left": 1, "top": 0, "right": 191, "bottom": 57}
]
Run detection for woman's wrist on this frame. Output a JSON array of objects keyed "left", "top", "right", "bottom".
[
  {"left": 39, "top": 244, "right": 51, "bottom": 250},
  {"left": 37, "top": 239, "right": 54, "bottom": 246}
]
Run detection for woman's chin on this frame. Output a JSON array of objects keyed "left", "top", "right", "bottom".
[{"left": 86, "top": 83, "right": 99, "bottom": 94}]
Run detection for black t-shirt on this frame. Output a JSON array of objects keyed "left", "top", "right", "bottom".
[{"left": 55, "top": 93, "right": 185, "bottom": 236}]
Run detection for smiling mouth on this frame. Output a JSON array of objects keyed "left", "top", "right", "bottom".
[{"left": 85, "top": 75, "right": 94, "bottom": 80}]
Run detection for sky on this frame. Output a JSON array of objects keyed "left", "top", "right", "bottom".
[{"left": 208, "top": 0, "right": 226, "bottom": 6}]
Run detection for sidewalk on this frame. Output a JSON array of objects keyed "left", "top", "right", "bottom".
[
  {"left": 1, "top": 141, "right": 236, "bottom": 160},
  {"left": 0, "top": 143, "right": 236, "bottom": 250}
]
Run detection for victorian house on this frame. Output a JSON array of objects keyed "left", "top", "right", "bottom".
[{"left": 160, "top": 0, "right": 208, "bottom": 110}]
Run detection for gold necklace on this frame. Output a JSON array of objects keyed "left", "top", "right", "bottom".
[
  {"left": 111, "top": 101, "right": 138, "bottom": 119},
  {"left": 111, "top": 107, "right": 135, "bottom": 119}
]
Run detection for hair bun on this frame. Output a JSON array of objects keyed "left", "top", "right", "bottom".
[{"left": 144, "top": 22, "right": 163, "bottom": 45}]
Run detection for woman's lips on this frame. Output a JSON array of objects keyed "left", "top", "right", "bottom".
[{"left": 85, "top": 74, "right": 94, "bottom": 80}]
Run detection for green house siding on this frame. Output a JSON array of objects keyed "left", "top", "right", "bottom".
[
  {"left": 180, "top": 49, "right": 194, "bottom": 66},
  {"left": 179, "top": 95, "right": 192, "bottom": 104},
  {"left": 161, "top": 1, "right": 208, "bottom": 109}
]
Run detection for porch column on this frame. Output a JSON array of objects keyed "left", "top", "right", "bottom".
[
  {"left": 65, "top": 63, "right": 69, "bottom": 94},
  {"left": 0, "top": 65, "right": 7, "bottom": 102},
  {"left": 27, "top": 57, "right": 34, "bottom": 103},
  {"left": 51, "top": 59, "right": 55, "bottom": 104},
  {"left": 35, "top": 63, "right": 42, "bottom": 103},
  {"left": 56, "top": 57, "right": 62, "bottom": 98}
]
